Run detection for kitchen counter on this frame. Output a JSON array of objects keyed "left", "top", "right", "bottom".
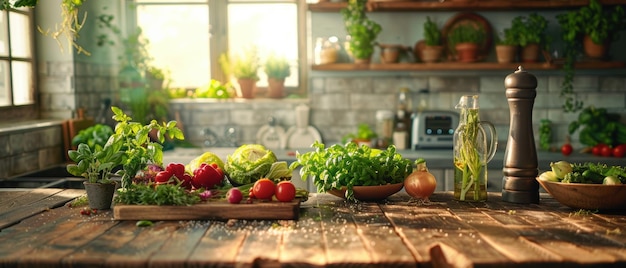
[{"left": 1, "top": 188, "right": 626, "bottom": 267}]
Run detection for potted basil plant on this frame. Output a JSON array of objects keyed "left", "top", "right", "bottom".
[
  {"left": 341, "top": 0, "right": 382, "bottom": 63},
  {"left": 67, "top": 107, "right": 185, "bottom": 209},
  {"left": 421, "top": 16, "right": 444, "bottom": 63}
]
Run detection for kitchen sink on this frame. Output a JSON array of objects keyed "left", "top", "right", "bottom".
[{"left": 0, "top": 165, "right": 85, "bottom": 189}]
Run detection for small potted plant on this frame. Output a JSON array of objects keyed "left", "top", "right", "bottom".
[
  {"left": 67, "top": 107, "right": 184, "bottom": 209},
  {"left": 341, "top": 0, "right": 382, "bottom": 64},
  {"left": 558, "top": 0, "right": 625, "bottom": 60},
  {"left": 264, "top": 53, "right": 292, "bottom": 99},
  {"left": 421, "top": 16, "right": 444, "bottom": 63},
  {"left": 556, "top": 0, "right": 624, "bottom": 112},
  {"left": 510, "top": 13, "right": 549, "bottom": 63},
  {"left": 447, "top": 24, "right": 485, "bottom": 63},
  {"left": 495, "top": 27, "right": 518, "bottom": 63},
  {"left": 342, "top": 123, "right": 377, "bottom": 147},
  {"left": 219, "top": 46, "right": 260, "bottom": 99}
]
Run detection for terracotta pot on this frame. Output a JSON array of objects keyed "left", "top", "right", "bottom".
[
  {"left": 236, "top": 78, "right": 257, "bottom": 99},
  {"left": 84, "top": 181, "right": 116, "bottom": 210},
  {"left": 583, "top": 35, "right": 609, "bottom": 60},
  {"left": 495, "top": 45, "right": 518, "bottom": 63},
  {"left": 354, "top": 57, "right": 371, "bottom": 64},
  {"left": 421, "top": 45, "right": 444, "bottom": 63},
  {"left": 520, "top": 43, "right": 540, "bottom": 63},
  {"left": 455, "top": 43, "right": 479, "bottom": 63},
  {"left": 267, "top": 78, "right": 285, "bottom": 99},
  {"left": 380, "top": 47, "right": 400, "bottom": 63}
]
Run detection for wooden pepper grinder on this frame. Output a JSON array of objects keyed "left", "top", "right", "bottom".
[{"left": 502, "top": 66, "right": 539, "bottom": 204}]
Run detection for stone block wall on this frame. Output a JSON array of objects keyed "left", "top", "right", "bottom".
[
  {"left": 0, "top": 122, "right": 65, "bottom": 179},
  {"left": 170, "top": 73, "right": 626, "bottom": 151}
]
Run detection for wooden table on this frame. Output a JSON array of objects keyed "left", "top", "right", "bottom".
[{"left": 1, "top": 188, "right": 626, "bottom": 268}]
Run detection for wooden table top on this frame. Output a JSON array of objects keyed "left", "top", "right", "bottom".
[{"left": 1, "top": 188, "right": 626, "bottom": 268}]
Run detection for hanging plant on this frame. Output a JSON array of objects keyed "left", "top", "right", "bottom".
[{"left": 1, "top": 0, "right": 90, "bottom": 55}]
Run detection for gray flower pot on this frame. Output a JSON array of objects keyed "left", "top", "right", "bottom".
[{"left": 83, "top": 181, "right": 116, "bottom": 210}]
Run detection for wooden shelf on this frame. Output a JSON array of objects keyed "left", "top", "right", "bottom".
[
  {"left": 309, "top": 0, "right": 626, "bottom": 12},
  {"left": 310, "top": 61, "right": 625, "bottom": 71}
]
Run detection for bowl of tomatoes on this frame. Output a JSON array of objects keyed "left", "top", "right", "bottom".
[{"left": 537, "top": 161, "right": 626, "bottom": 210}]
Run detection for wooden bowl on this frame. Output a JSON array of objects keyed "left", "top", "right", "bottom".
[
  {"left": 327, "top": 183, "right": 404, "bottom": 201},
  {"left": 537, "top": 178, "right": 626, "bottom": 210}
]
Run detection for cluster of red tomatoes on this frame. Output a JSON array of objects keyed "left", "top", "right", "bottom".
[
  {"left": 225, "top": 179, "right": 296, "bottom": 204},
  {"left": 591, "top": 143, "right": 626, "bottom": 158}
]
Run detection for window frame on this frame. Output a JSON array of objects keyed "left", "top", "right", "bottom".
[
  {"left": 0, "top": 7, "right": 38, "bottom": 121},
  {"left": 129, "top": 0, "right": 308, "bottom": 95}
]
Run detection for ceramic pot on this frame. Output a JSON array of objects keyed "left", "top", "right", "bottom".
[
  {"left": 380, "top": 47, "right": 400, "bottom": 63},
  {"left": 521, "top": 43, "right": 540, "bottom": 63},
  {"left": 583, "top": 35, "right": 608, "bottom": 60},
  {"left": 267, "top": 78, "right": 285, "bottom": 98},
  {"left": 495, "top": 45, "right": 518, "bottom": 63},
  {"left": 237, "top": 78, "right": 257, "bottom": 99},
  {"left": 421, "top": 45, "right": 444, "bottom": 63},
  {"left": 84, "top": 181, "right": 116, "bottom": 210},
  {"left": 354, "top": 57, "right": 371, "bottom": 64},
  {"left": 455, "top": 43, "right": 479, "bottom": 63}
]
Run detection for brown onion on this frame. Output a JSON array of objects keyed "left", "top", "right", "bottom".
[{"left": 404, "top": 158, "right": 436, "bottom": 200}]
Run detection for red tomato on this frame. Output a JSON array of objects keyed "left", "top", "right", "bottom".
[
  {"left": 252, "top": 178, "right": 275, "bottom": 200},
  {"left": 601, "top": 145, "right": 613, "bottom": 157},
  {"left": 275, "top": 181, "right": 296, "bottom": 202},
  {"left": 613, "top": 144, "right": 626, "bottom": 158},
  {"left": 593, "top": 144, "right": 609, "bottom": 156},
  {"left": 561, "top": 143, "right": 573, "bottom": 156},
  {"left": 155, "top": 170, "right": 173, "bottom": 184}
]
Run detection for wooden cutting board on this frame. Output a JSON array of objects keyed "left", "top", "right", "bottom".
[{"left": 113, "top": 199, "right": 301, "bottom": 221}]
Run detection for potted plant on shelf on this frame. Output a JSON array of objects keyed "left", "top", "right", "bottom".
[
  {"left": 494, "top": 27, "right": 518, "bottom": 63},
  {"left": 421, "top": 16, "right": 444, "bottom": 63},
  {"left": 264, "top": 54, "right": 292, "bottom": 99},
  {"left": 341, "top": 0, "right": 382, "bottom": 64},
  {"left": 220, "top": 46, "right": 260, "bottom": 99},
  {"left": 66, "top": 107, "right": 184, "bottom": 209},
  {"left": 556, "top": 0, "right": 625, "bottom": 112},
  {"left": 342, "top": 123, "right": 377, "bottom": 147},
  {"left": 447, "top": 24, "right": 485, "bottom": 63},
  {"left": 510, "top": 13, "right": 549, "bottom": 63}
]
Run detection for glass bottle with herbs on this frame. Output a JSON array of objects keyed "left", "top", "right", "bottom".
[{"left": 453, "top": 95, "right": 497, "bottom": 201}]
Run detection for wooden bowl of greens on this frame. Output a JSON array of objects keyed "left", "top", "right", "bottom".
[
  {"left": 537, "top": 161, "right": 626, "bottom": 210},
  {"left": 289, "top": 141, "right": 413, "bottom": 202}
]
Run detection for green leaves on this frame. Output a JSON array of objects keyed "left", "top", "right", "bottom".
[{"left": 290, "top": 141, "right": 412, "bottom": 201}]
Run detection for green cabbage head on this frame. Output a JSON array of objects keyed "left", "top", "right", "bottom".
[{"left": 225, "top": 144, "right": 277, "bottom": 185}]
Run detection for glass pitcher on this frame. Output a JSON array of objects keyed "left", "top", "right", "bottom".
[{"left": 453, "top": 95, "right": 497, "bottom": 202}]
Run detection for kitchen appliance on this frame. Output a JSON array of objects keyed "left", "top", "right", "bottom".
[{"left": 411, "top": 111, "right": 459, "bottom": 149}]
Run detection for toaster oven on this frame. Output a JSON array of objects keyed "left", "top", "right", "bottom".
[{"left": 411, "top": 111, "right": 459, "bottom": 149}]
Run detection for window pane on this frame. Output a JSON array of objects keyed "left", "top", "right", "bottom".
[
  {"left": 137, "top": 5, "right": 209, "bottom": 88},
  {"left": 11, "top": 61, "right": 33, "bottom": 105},
  {"left": 8, "top": 11, "right": 31, "bottom": 58},
  {"left": 228, "top": 3, "right": 298, "bottom": 87},
  {"left": 0, "top": 61, "right": 9, "bottom": 106},
  {"left": 0, "top": 12, "right": 8, "bottom": 56}
]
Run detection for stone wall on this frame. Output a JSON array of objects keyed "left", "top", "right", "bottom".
[{"left": 171, "top": 73, "right": 626, "bottom": 150}]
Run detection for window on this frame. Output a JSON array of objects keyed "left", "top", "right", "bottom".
[
  {"left": 133, "top": 0, "right": 303, "bottom": 94},
  {"left": 0, "top": 6, "right": 36, "bottom": 120}
]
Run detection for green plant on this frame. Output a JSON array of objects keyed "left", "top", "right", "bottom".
[
  {"left": 510, "top": 13, "right": 549, "bottom": 48},
  {"left": 289, "top": 141, "right": 413, "bottom": 201},
  {"left": 423, "top": 16, "right": 441, "bottom": 46},
  {"left": 557, "top": 0, "right": 625, "bottom": 113},
  {"left": 447, "top": 24, "right": 485, "bottom": 48},
  {"left": 68, "top": 106, "right": 184, "bottom": 186},
  {"left": 264, "top": 54, "right": 291, "bottom": 80},
  {"left": 495, "top": 27, "right": 518, "bottom": 46},
  {"left": 219, "top": 46, "right": 260, "bottom": 80},
  {"left": 342, "top": 123, "right": 377, "bottom": 143},
  {"left": 341, "top": 0, "right": 382, "bottom": 60}
]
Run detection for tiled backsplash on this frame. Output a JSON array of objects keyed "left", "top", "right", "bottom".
[{"left": 172, "top": 73, "right": 626, "bottom": 150}]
